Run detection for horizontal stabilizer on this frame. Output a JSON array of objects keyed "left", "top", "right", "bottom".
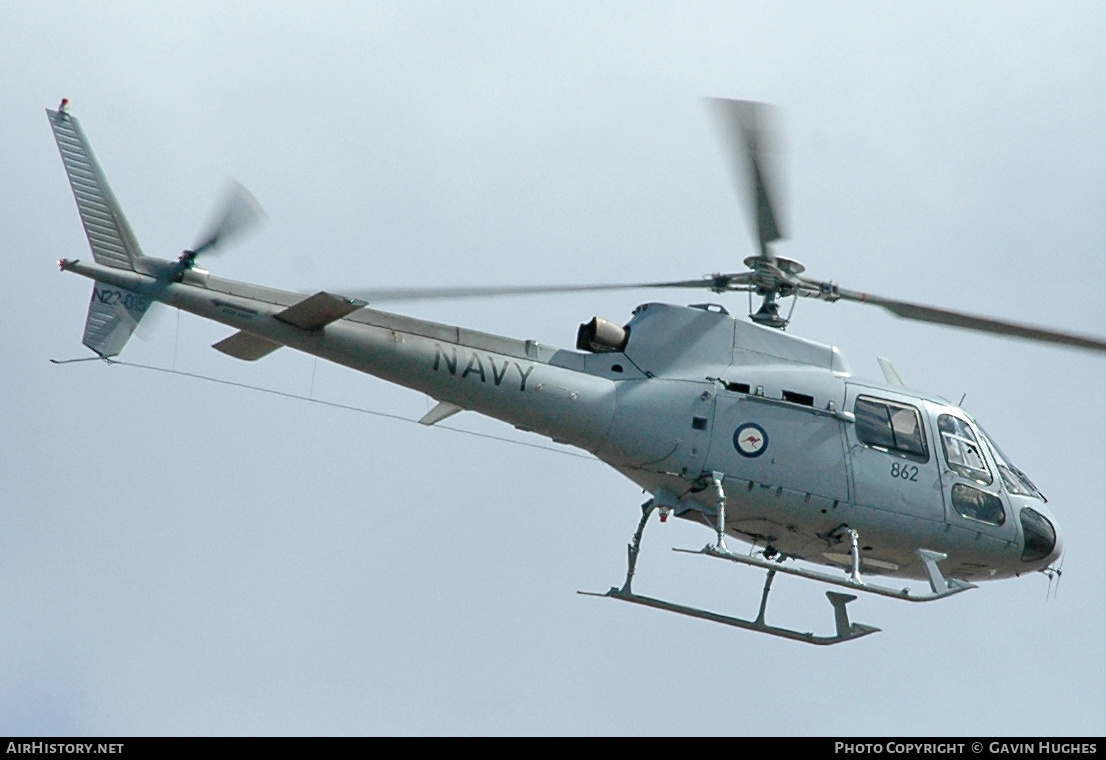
[
  {"left": 212, "top": 331, "right": 283, "bottom": 361},
  {"left": 47, "top": 105, "right": 142, "bottom": 270},
  {"left": 274, "top": 291, "right": 365, "bottom": 330},
  {"left": 212, "top": 292, "right": 363, "bottom": 361}
]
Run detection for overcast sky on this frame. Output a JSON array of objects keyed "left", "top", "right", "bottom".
[{"left": 3, "top": 1, "right": 1105, "bottom": 736}]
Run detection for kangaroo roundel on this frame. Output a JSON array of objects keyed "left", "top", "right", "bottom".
[{"left": 733, "top": 423, "right": 768, "bottom": 458}]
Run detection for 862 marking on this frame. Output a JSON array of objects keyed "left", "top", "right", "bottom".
[{"left": 891, "top": 462, "right": 918, "bottom": 481}]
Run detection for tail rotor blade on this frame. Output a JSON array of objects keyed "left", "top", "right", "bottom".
[{"left": 190, "top": 180, "right": 267, "bottom": 258}]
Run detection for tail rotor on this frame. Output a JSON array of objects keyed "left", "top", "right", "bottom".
[{"left": 177, "top": 180, "right": 268, "bottom": 271}]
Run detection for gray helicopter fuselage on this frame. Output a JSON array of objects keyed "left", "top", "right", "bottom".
[
  {"left": 596, "top": 301, "right": 1062, "bottom": 584},
  {"left": 64, "top": 257, "right": 1062, "bottom": 585}
]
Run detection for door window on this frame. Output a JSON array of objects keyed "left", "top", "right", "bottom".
[{"left": 854, "top": 396, "right": 929, "bottom": 462}]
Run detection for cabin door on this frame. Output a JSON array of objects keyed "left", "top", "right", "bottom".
[
  {"left": 707, "top": 389, "right": 849, "bottom": 502},
  {"left": 844, "top": 385, "right": 945, "bottom": 523}
]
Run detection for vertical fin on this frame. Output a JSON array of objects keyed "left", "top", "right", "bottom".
[
  {"left": 81, "top": 281, "right": 151, "bottom": 358},
  {"left": 47, "top": 103, "right": 143, "bottom": 270},
  {"left": 418, "top": 401, "right": 464, "bottom": 426}
]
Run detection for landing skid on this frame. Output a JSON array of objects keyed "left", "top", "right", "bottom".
[
  {"left": 581, "top": 477, "right": 975, "bottom": 645},
  {"left": 579, "top": 481, "right": 879, "bottom": 645},
  {"left": 580, "top": 583, "right": 880, "bottom": 646}
]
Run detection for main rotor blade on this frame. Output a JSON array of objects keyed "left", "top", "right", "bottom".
[
  {"left": 706, "top": 98, "right": 789, "bottom": 257},
  {"left": 191, "top": 180, "right": 267, "bottom": 258},
  {"left": 830, "top": 286, "right": 1106, "bottom": 354},
  {"left": 344, "top": 276, "right": 752, "bottom": 303}
]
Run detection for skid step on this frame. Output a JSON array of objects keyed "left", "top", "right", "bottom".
[{"left": 679, "top": 544, "right": 976, "bottom": 602}]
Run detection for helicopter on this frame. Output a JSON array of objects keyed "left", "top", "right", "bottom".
[{"left": 46, "top": 98, "right": 1093, "bottom": 645}]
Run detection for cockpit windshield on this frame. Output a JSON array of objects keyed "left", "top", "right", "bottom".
[{"left": 977, "top": 425, "right": 1044, "bottom": 500}]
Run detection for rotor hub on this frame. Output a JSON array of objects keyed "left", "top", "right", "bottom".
[
  {"left": 743, "top": 255, "right": 805, "bottom": 278},
  {"left": 750, "top": 293, "right": 790, "bottom": 329},
  {"left": 742, "top": 254, "right": 807, "bottom": 307}
]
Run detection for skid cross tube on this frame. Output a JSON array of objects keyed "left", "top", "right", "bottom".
[{"left": 620, "top": 500, "right": 655, "bottom": 595}]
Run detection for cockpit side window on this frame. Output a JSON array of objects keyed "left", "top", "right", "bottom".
[
  {"left": 854, "top": 396, "right": 929, "bottom": 462},
  {"left": 938, "top": 414, "right": 992, "bottom": 485}
]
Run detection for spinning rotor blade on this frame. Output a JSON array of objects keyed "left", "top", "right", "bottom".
[
  {"left": 821, "top": 284, "right": 1106, "bottom": 354},
  {"left": 190, "top": 180, "right": 267, "bottom": 258},
  {"left": 344, "top": 274, "right": 754, "bottom": 303},
  {"left": 706, "top": 98, "right": 789, "bottom": 258},
  {"left": 134, "top": 181, "right": 267, "bottom": 307}
]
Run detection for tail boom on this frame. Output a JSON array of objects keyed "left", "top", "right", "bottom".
[{"left": 59, "top": 257, "right": 617, "bottom": 452}]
